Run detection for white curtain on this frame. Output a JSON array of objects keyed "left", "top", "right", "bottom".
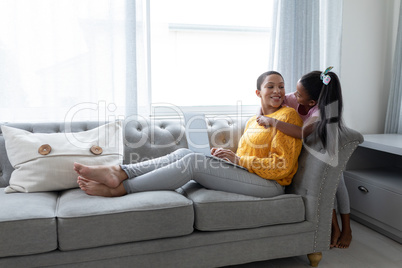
[
  {"left": 268, "top": 0, "right": 343, "bottom": 92},
  {"left": 0, "top": 0, "right": 144, "bottom": 122},
  {"left": 385, "top": 2, "right": 402, "bottom": 133},
  {"left": 133, "top": 0, "right": 151, "bottom": 118}
]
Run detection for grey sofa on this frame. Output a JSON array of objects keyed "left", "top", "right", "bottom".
[{"left": 0, "top": 116, "right": 363, "bottom": 268}]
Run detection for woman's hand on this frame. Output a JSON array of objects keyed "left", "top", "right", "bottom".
[
  {"left": 256, "top": 115, "right": 276, "bottom": 129},
  {"left": 211, "top": 148, "right": 240, "bottom": 164}
]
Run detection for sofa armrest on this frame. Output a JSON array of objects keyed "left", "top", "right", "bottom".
[{"left": 287, "top": 127, "right": 363, "bottom": 251}]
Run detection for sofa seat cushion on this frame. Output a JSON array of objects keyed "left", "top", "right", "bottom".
[
  {"left": 56, "top": 188, "right": 194, "bottom": 251},
  {"left": 180, "top": 181, "right": 305, "bottom": 231},
  {"left": 0, "top": 189, "right": 58, "bottom": 257}
]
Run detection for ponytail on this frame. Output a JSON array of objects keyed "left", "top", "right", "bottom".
[
  {"left": 299, "top": 70, "right": 344, "bottom": 149},
  {"left": 316, "top": 71, "right": 344, "bottom": 148}
]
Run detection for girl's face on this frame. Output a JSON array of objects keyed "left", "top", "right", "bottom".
[
  {"left": 256, "top": 74, "right": 285, "bottom": 111},
  {"left": 295, "top": 81, "right": 316, "bottom": 107}
]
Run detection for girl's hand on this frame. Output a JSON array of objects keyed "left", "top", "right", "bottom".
[
  {"left": 211, "top": 148, "right": 240, "bottom": 164},
  {"left": 256, "top": 115, "right": 275, "bottom": 129}
]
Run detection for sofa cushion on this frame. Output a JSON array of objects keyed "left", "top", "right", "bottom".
[
  {"left": 0, "top": 189, "right": 58, "bottom": 257},
  {"left": 56, "top": 188, "right": 194, "bottom": 251},
  {"left": 1, "top": 121, "right": 123, "bottom": 193},
  {"left": 180, "top": 181, "right": 305, "bottom": 231}
]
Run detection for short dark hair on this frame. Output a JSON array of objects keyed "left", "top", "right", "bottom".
[{"left": 256, "top": 71, "right": 284, "bottom": 90}]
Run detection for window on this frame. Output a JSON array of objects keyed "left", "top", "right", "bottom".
[
  {"left": 0, "top": 0, "right": 274, "bottom": 122},
  {"left": 149, "top": 0, "right": 274, "bottom": 115},
  {"left": 0, "top": 0, "right": 128, "bottom": 122}
]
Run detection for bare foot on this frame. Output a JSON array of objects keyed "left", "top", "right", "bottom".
[
  {"left": 77, "top": 176, "right": 127, "bottom": 197},
  {"left": 331, "top": 227, "right": 341, "bottom": 248},
  {"left": 331, "top": 209, "right": 341, "bottom": 248},
  {"left": 336, "top": 229, "right": 352, "bottom": 249},
  {"left": 336, "top": 213, "right": 352, "bottom": 248},
  {"left": 74, "top": 162, "right": 127, "bottom": 188}
]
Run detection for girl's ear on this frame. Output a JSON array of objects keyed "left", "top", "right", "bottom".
[
  {"left": 256, "top": 89, "right": 261, "bottom": 98},
  {"left": 309, "top": 99, "right": 317, "bottom": 107}
]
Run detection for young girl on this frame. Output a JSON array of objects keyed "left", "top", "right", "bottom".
[{"left": 256, "top": 67, "right": 352, "bottom": 249}]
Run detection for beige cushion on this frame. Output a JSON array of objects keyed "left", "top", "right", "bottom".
[{"left": 1, "top": 122, "right": 123, "bottom": 193}]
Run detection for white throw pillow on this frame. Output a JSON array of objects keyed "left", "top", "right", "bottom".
[{"left": 1, "top": 121, "right": 123, "bottom": 193}]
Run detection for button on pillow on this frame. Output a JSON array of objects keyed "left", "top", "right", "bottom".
[{"left": 38, "top": 144, "right": 52, "bottom": 155}]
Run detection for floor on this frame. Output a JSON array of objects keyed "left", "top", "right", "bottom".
[{"left": 225, "top": 220, "right": 402, "bottom": 268}]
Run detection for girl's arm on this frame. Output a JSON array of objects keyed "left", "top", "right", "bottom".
[
  {"left": 256, "top": 115, "right": 319, "bottom": 139},
  {"left": 256, "top": 115, "right": 302, "bottom": 139}
]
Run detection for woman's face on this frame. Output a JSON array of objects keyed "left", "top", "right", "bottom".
[{"left": 257, "top": 74, "right": 285, "bottom": 110}]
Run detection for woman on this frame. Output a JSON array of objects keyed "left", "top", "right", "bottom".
[{"left": 75, "top": 71, "right": 303, "bottom": 198}]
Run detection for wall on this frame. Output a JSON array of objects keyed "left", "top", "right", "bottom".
[{"left": 341, "top": 0, "right": 401, "bottom": 134}]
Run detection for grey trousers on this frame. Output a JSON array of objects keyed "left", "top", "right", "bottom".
[
  {"left": 334, "top": 174, "right": 351, "bottom": 214},
  {"left": 120, "top": 148, "right": 284, "bottom": 198}
]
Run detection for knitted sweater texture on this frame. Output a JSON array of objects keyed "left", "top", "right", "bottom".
[{"left": 237, "top": 107, "right": 303, "bottom": 186}]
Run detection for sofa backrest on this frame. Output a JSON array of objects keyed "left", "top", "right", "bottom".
[{"left": 122, "top": 116, "right": 249, "bottom": 164}]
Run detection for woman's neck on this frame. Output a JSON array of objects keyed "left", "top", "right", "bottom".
[{"left": 261, "top": 106, "right": 281, "bottom": 115}]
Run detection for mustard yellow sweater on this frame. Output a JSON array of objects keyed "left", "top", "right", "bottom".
[{"left": 237, "top": 107, "right": 303, "bottom": 186}]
